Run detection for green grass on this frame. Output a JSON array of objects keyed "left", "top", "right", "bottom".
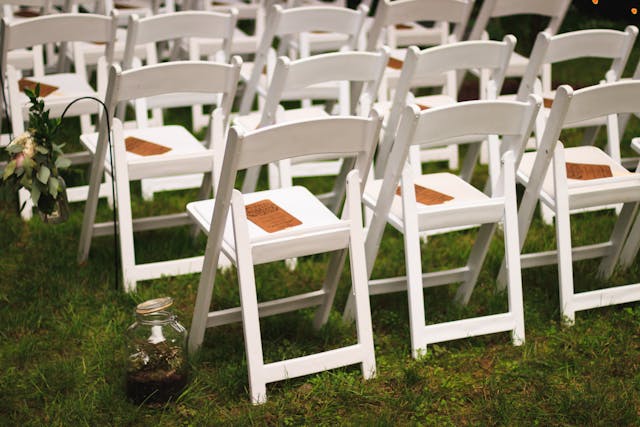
[{"left": 3, "top": 10, "right": 640, "bottom": 426}]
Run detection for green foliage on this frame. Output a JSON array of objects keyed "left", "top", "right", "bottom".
[{"left": 2, "top": 84, "right": 70, "bottom": 215}]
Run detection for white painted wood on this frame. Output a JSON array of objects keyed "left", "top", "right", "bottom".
[
  {"left": 356, "top": 97, "right": 538, "bottom": 357},
  {"left": 187, "top": 113, "right": 380, "bottom": 403},
  {"left": 77, "top": 60, "right": 241, "bottom": 291},
  {"left": 508, "top": 81, "right": 640, "bottom": 323}
]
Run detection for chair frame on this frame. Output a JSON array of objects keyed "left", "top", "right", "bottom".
[
  {"left": 356, "top": 97, "right": 540, "bottom": 358},
  {"left": 77, "top": 59, "right": 241, "bottom": 292},
  {"left": 188, "top": 114, "right": 382, "bottom": 404}
]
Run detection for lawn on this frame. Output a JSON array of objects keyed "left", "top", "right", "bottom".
[{"left": 2, "top": 5, "right": 640, "bottom": 426}]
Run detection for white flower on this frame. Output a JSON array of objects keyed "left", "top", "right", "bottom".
[{"left": 8, "top": 131, "right": 36, "bottom": 158}]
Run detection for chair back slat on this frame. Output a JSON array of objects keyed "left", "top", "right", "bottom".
[{"left": 234, "top": 114, "right": 381, "bottom": 171}]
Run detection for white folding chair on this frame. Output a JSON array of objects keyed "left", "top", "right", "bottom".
[
  {"left": 374, "top": 36, "right": 515, "bottom": 191},
  {"left": 365, "top": 0, "right": 473, "bottom": 169},
  {"left": 122, "top": 10, "right": 237, "bottom": 132},
  {"left": 515, "top": 27, "right": 638, "bottom": 223},
  {"left": 120, "top": 10, "right": 237, "bottom": 201},
  {"left": 1, "top": 13, "right": 117, "bottom": 218},
  {"left": 467, "top": 0, "right": 571, "bottom": 79},
  {"left": 187, "top": 113, "right": 381, "bottom": 404},
  {"left": 506, "top": 81, "right": 640, "bottom": 324},
  {"left": 236, "top": 49, "right": 388, "bottom": 206},
  {"left": 194, "top": 0, "right": 265, "bottom": 57},
  {"left": 238, "top": 3, "right": 367, "bottom": 115},
  {"left": 354, "top": 96, "right": 540, "bottom": 358},
  {"left": 77, "top": 60, "right": 241, "bottom": 292}
]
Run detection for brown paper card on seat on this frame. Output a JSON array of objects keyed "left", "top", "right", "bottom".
[
  {"left": 543, "top": 98, "right": 554, "bottom": 108},
  {"left": 396, "top": 184, "right": 454, "bottom": 205},
  {"left": 246, "top": 199, "right": 302, "bottom": 233},
  {"left": 18, "top": 79, "right": 58, "bottom": 97},
  {"left": 565, "top": 162, "right": 612, "bottom": 180},
  {"left": 125, "top": 136, "right": 172, "bottom": 156},
  {"left": 416, "top": 103, "right": 429, "bottom": 111},
  {"left": 14, "top": 9, "right": 40, "bottom": 17},
  {"left": 387, "top": 57, "right": 403, "bottom": 70},
  {"left": 395, "top": 23, "right": 413, "bottom": 30},
  {"left": 114, "top": 2, "right": 139, "bottom": 8}
]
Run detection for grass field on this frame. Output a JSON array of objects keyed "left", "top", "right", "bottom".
[{"left": 2, "top": 6, "right": 640, "bottom": 425}]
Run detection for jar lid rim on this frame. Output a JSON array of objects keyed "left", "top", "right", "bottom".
[{"left": 136, "top": 297, "right": 173, "bottom": 314}]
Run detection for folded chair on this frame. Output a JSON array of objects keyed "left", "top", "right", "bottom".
[
  {"left": 467, "top": 0, "right": 571, "bottom": 79},
  {"left": 237, "top": 49, "right": 388, "bottom": 206},
  {"left": 77, "top": 60, "right": 241, "bottom": 292},
  {"left": 238, "top": 3, "right": 367, "bottom": 115},
  {"left": 1, "top": 13, "right": 117, "bottom": 218},
  {"left": 374, "top": 36, "right": 515, "bottom": 191},
  {"left": 354, "top": 97, "right": 540, "bottom": 358},
  {"left": 365, "top": 0, "right": 473, "bottom": 169},
  {"left": 187, "top": 113, "right": 381, "bottom": 404},
  {"left": 504, "top": 81, "right": 640, "bottom": 324}
]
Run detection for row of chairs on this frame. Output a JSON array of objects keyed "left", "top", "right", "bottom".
[{"left": 2, "top": 0, "right": 640, "bottom": 404}]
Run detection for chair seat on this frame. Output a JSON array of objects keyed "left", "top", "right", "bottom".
[
  {"left": 80, "top": 125, "right": 210, "bottom": 177},
  {"left": 233, "top": 105, "right": 328, "bottom": 132},
  {"left": 188, "top": 186, "right": 350, "bottom": 264},
  {"left": 16, "top": 73, "right": 100, "bottom": 116},
  {"left": 364, "top": 172, "right": 504, "bottom": 232},
  {"left": 518, "top": 146, "right": 640, "bottom": 209},
  {"left": 392, "top": 22, "right": 443, "bottom": 46},
  {"left": 192, "top": 27, "right": 258, "bottom": 56}
]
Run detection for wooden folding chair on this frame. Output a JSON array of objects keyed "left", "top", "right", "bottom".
[
  {"left": 374, "top": 36, "right": 515, "bottom": 192},
  {"left": 354, "top": 97, "right": 540, "bottom": 358},
  {"left": 236, "top": 49, "right": 388, "bottom": 206},
  {"left": 77, "top": 60, "right": 241, "bottom": 292},
  {"left": 467, "top": 0, "right": 571, "bottom": 79},
  {"left": 504, "top": 81, "right": 640, "bottom": 324},
  {"left": 187, "top": 113, "right": 381, "bottom": 404},
  {"left": 365, "top": 0, "right": 474, "bottom": 169},
  {"left": 238, "top": 3, "right": 367, "bottom": 115}
]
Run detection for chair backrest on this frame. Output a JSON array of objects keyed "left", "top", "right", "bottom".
[
  {"left": 259, "top": 48, "right": 389, "bottom": 127},
  {"left": 122, "top": 10, "right": 238, "bottom": 69},
  {"left": 239, "top": 3, "right": 368, "bottom": 113},
  {"left": 376, "top": 36, "right": 515, "bottom": 175},
  {"left": 517, "top": 26, "right": 638, "bottom": 100},
  {"left": 206, "top": 113, "right": 382, "bottom": 262},
  {"left": 0, "top": 13, "right": 116, "bottom": 77},
  {"left": 97, "top": 59, "right": 241, "bottom": 162},
  {"left": 468, "top": 0, "right": 571, "bottom": 41},
  {"left": 366, "top": 0, "right": 473, "bottom": 51}
]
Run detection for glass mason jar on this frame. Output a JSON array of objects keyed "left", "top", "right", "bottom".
[{"left": 125, "top": 297, "right": 188, "bottom": 404}]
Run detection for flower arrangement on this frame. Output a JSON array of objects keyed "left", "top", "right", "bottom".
[{"left": 3, "top": 84, "right": 71, "bottom": 222}]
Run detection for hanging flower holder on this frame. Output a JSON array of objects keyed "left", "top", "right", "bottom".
[{"left": 2, "top": 84, "right": 71, "bottom": 223}]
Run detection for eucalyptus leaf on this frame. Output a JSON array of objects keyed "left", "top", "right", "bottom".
[
  {"left": 22, "top": 156, "right": 34, "bottom": 174},
  {"left": 37, "top": 165, "right": 50, "bottom": 184},
  {"left": 6, "top": 144, "right": 24, "bottom": 154},
  {"left": 31, "top": 184, "right": 40, "bottom": 205},
  {"left": 36, "top": 145, "right": 49, "bottom": 154},
  {"left": 20, "top": 174, "right": 31, "bottom": 188},
  {"left": 48, "top": 177, "right": 59, "bottom": 198},
  {"left": 3, "top": 160, "right": 16, "bottom": 180},
  {"left": 55, "top": 156, "right": 71, "bottom": 169}
]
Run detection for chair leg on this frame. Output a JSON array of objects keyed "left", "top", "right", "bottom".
[
  {"left": 313, "top": 249, "right": 347, "bottom": 329},
  {"left": 232, "top": 196, "right": 268, "bottom": 404},
  {"left": 241, "top": 165, "right": 261, "bottom": 193},
  {"left": 598, "top": 201, "right": 639, "bottom": 279},
  {"left": 402, "top": 213, "right": 427, "bottom": 359},
  {"left": 619, "top": 207, "right": 640, "bottom": 269},
  {"left": 554, "top": 198, "right": 576, "bottom": 325},
  {"left": 455, "top": 223, "right": 496, "bottom": 305},
  {"left": 501, "top": 179, "right": 525, "bottom": 346},
  {"left": 581, "top": 125, "right": 599, "bottom": 147}
]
